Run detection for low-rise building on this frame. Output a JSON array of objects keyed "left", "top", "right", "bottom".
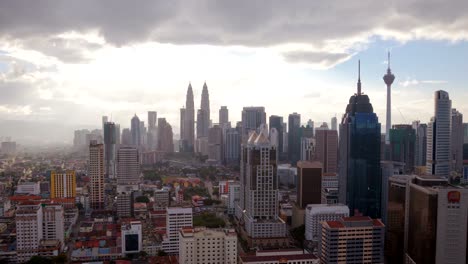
[{"left": 240, "top": 249, "right": 319, "bottom": 264}]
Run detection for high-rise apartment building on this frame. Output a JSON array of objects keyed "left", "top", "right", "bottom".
[
  {"left": 297, "top": 161, "right": 322, "bottom": 208},
  {"left": 426, "top": 90, "right": 452, "bottom": 178},
  {"left": 389, "top": 124, "right": 416, "bottom": 173},
  {"left": 288, "top": 112, "right": 301, "bottom": 165},
  {"left": 89, "top": 141, "right": 105, "bottom": 209},
  {"left": 162, "top": 207, "right": 193, "bottom": 255},
  {"left": 183, "top": 83, "right": 195, "bottom": 152},
  {"left": 227, "top": 181, "right": 240, "bottom": 215},
  {"left": 305, "top": 204, "right": 349, "bottom": 241},
  {"left": 42, "top": 204, "right": 65, "bottom": 246},
  {"left": 318, "top": 216, "right": 385, "bottom": 264},
  {"left": 236, "top": 129, "right": 287, "bottom": 248},
  {"left": 117, "top": 146, "right": 140, "bottom": 186},
  {"left": 315, "top": 126, "right": 338, "bottom": 173},
  {"left": 131, "top": 114, "right": 141, "bottom": 146},
  {"left": 103, "top": 122, "right": 116, "bottom": 178},
  {"left": 339, "top": 62, "right": 382, "bottom": 218},
  {"left": 404, "top": 175, "right": 468, "bottom": 264},
  {"left": 219, "top": 106, "right": 229, "bottom": 126},
  {"left": 241, "top": 107, "right": 266, "bottom": 143},
  {"left": 451, "top": 109, "right": 463, "bottom": 172},
  {"left": 117, "top": 190, "right": 134, "bottom": 218},
  {"left": 16, "top": 204, "right": 43, "bottom": 263},
  {"left": 179, "top": 227, "right": 237, "bottom": 264},
  {"left": 50, "top": 170, "right": 76, "bottom": 198}
]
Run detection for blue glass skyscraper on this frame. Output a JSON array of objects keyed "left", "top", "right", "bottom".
[{"left": 339, "top": 61, "right": 382, "bottom": 218}]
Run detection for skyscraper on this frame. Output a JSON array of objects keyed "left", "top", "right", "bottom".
[
  {"left": 183, "top": 83, "right": 195, "bottom": 152},
  {"left": 339, "top": 61, "right": 382, "bottom": 218},
  {"left": 148, "top": 111, "right": 157, "bottom": 150},
  {"left": 89, "top": 141, "right": 105, "bottom": 210},
  {"left": 104, "top": 121, "right": 116, "bottom": 178},
  {"left": 180, "top": 107, "right": 186, "bottom": 149},
  {"left": 50, "top": 170, "right": 76, "bottom": 198},
  {"left": 115, "top": 123, "right": 121, "bottom": 145},
  {"left": 117, "top": 147, "right": 140, "bottom": 186},
  {"left": 219, "top": 106, "right": 229, "bottom": 126},
  {"left": 241, "top": 107, "right": 266, "bottom": 142},
  {"left": 383, "top": 52, "right": 395, "bottom": 144},
  {"left": 208, "top": 124, "right": 223, "bottom": 163},
  {"left": 389, "top": 124, "right": 416, "bottom": 173},
  {"left": 131, "top": 114, "right": 141, "bottom": 146},
  {"left": 426, "top": 90, "right": 452, "bottom": 178},
  {"left": 288, "top": 112, "right": 301, "bottom": 165},
  {"left": 102, "top": 115, "right": 108, "bottom": 133},
  {"left": 269, "top": 115, "right": 284, "bottom": 159},
  {"left": 121, "top": 128, "right": 132, "bottom": 145},
  {"left": 201, "top": 81, "right": 210, "bottom": 120},
  {"left": 236, "top": 129, "right": 287, "bottom": 248},
  {"left": 157, "top": 118, "right": 174, "bottom": 153},
  {"left": 331, "top": 116, "right": 337, "bottom": 131},
  {"left": 196, "top": 109, "right": 209, "bottom": 138},
  {"left": 315, "top": 125, "right": 338, "bottom": 174},
  {"left": 451, "top": 109, "right": 463, "bottom": 172},
  {"left": 297, "top": 161, "right": 322, "bottom": 208},
  {"left": 412, "top": 121, "right": 427, "bottom": 167},
  {"left": 225, "top": 128, "right": 240, "bottom": 165}
]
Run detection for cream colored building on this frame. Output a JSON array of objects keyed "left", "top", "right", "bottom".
[{"left": 179, "top": 227, "right": 237, "bottom": 264}]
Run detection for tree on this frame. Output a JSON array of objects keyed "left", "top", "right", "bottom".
[
  {"left": 290, "top": 225, "right": 306, "bottom": 248},
  {"left": 52, "top": 254, "right": 67, "bottom": 264},
  {"left": 27, "top": 256, "right": 53, "bottom": 264},
  {"left": 135, "top": 196, "right": 150, "bottom": 203}
]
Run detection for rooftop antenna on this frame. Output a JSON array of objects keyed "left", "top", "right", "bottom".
[
  {"left": 357, "top": 60, "right": 362, "bottom": 95},
  {"left": 387, "top": 51, "right": 391, "bottom": 70}
]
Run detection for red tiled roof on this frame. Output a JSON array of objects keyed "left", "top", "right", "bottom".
[
  {"left": 326, "top": 221, "right": 345, "bottom": 228},
  {"left": 342, "top": 216, "right": 372, "bottom": 222}
]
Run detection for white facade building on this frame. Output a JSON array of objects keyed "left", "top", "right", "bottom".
[
  {"left": 305, "top": 204, "right": 349, "bottom": 241},
  {"left": 16, "top": 182, "right": 40, "bottom": 195},
  {"left": 162, "top": 207, "right": 193, "bottom": 255},
  {"left": 16, "top": 204, "right": 43, "bottom": 263},
  {"left": 179, "top": 227, "right": 237, "bottom": 264},
  {"left": 121, "top": 221, "right": 142, "bottom": 255},
  {"left": 426, "top": 90, "right": 452, "bottom": 178}
]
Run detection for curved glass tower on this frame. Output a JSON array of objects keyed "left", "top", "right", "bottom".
[{"left": 339, "top": 61, "right": 382, "bottom": 218}]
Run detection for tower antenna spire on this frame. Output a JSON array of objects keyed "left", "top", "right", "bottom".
[
  {"left": 357, "top": 60, "right": 362, "bottom": 95},
  {"left": 387, "top": 51, "right": 391, "bottom": 70}
]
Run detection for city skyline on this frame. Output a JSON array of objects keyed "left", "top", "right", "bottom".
[{"left": 1, "top": 2, "right": 468, "bottom": 144}]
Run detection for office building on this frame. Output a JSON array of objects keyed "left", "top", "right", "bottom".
[
  {"left": 183, "top": 83, "right": 195, "bottom": 152},
  {"left": 297, "top": 161, "right": 322, "bottom": 208},
  {"left": 451, "top": 109, "right": 463, "bottom": 172},
  {"left": 121, "top": 128, "right": 132, "bottom": 145},
  {"left": 389, "top": 125, "right": 416, "bottom": 173},
  {"left": 319, "top": 216, "right": 385, "bottom": 264},
  {"left": 331, "top": 116, "right": 337, "bottom": 131},
  {"left": 300, "top": 137, "right": 315, "bottom": 161},
  {"left": 16, "top": 182, "right": 40, "bottom": 195},
  {"left": 115, "top": 123, "right": 121, "bottom": 145},
  {"left": 148, "top": 111, "right": 158, "bottom": 150},
  {"left": 121, "top": 221, "right": 142, "bottom": 255},
  {"left": 384, "top": 174, "right": 413, "bottom": 263},
  {"left": 157, "top": 118, "right": 174, "bottom": 153},
  {"left": 412, "top": 121, "right": 427, "bottom": 167},
  {"left": 179, "top": 227, "right": 237, "bottom": 264},
  {"left": 322, "top": 173, "right": 339, "bottom": 204},
  {"left": 180, "top": 107, "right": 186, "bottom": 150},
  {"left": 237, "top": 129, "right": 287, "bottom": 248},
  {"left": 117, "top": 190, "right": 133, "bottom": 218},
  {"left": 315, "top": 126, "right": 338, "bottom": 173},
  {"left": 89, "top": 141, "right": 105, "bottom": 209},
  {"left": 162, "top": 207, "right": 193, "bottom": 255},
  {"left": 225, "top": 128, "right": 240, "bottom": 164},
  {"left": 103, "top": 122, "right": 116, "bottom": 178},
  {"left": 241, "top": 107, "right": 266, "bottom": 142},
  {"left": 405, "top": 175, "right": 468, "bottom": 264},
  {"left": 117, "top": 146, "right": 140, "bottom": 186},
  {"left": 305, "top": 204, "right": 349, "bottom": 241},
  {"left": 426, "top": 90, "right": 452, "bottom": 178},
  {"left": 197, "top": 109, "right": 210, "bottom": 139},
  {"left": 288, "top": 112, "right": 301, "bottom": 165},
  {"left": 269, "top": 115, "right": 284, "bottom": 159},
  {"left": 139, "top": 121, "right": 147, "bottom": 147},
  {"left": 339, "top": 62, "right": 382, "bottom": 218},
  {"left": 219, "top": 106, "right": 229, "bottom": 126},
  {"left": 131, "top": 114, "right": 141, "bottom": 146},
  {"left": 208, "top": 124, "right": 223, "bottom": 163},
  {"left": 50, "top": 170, "right": 76, "bottom": 198}
]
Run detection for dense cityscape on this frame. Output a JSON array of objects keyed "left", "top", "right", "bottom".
[
  {"left": 2, "top": 2, "right": 468, "bottom": 264},
  {"left": 0, "top": 53, "right": 467, "bottom": 264}
]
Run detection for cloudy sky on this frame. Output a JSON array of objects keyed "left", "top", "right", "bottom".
[{"left": 1, "top": 1, "right": 468, "bottom": 144}]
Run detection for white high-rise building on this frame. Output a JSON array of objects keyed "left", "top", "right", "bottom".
[
  {"left": 117, "top": 146, "right": 140, "bottom": 186},
  {"left": 179, "top": 227, "right": 237, "bottom": 264},
  {"left": 426, "top": 90, "right": 452, "bottom": 178},
  {"left": 89, "top": 141, "right": 105, "bottom": 209},
  {"left": 42, "top": 204, "right": 65, "bottom": 247},
  {"left": 305, "top": 204, "right": 349, "bottom": 241},
  {"left": 16, "top": 204, "right": 43, "bottom": 262},
  {"left": 237, "top": 129, "right": 287, "bottom": 248},
  {"left": 162, "top": 207, "right": 193, "bottom": 255},
  {"left": 227, "top": 182, "right": 240, "bottom": 215}
]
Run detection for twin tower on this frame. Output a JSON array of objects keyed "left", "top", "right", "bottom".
[{"left": 180, "top": 82, "right": 210, "bottom": 152}]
